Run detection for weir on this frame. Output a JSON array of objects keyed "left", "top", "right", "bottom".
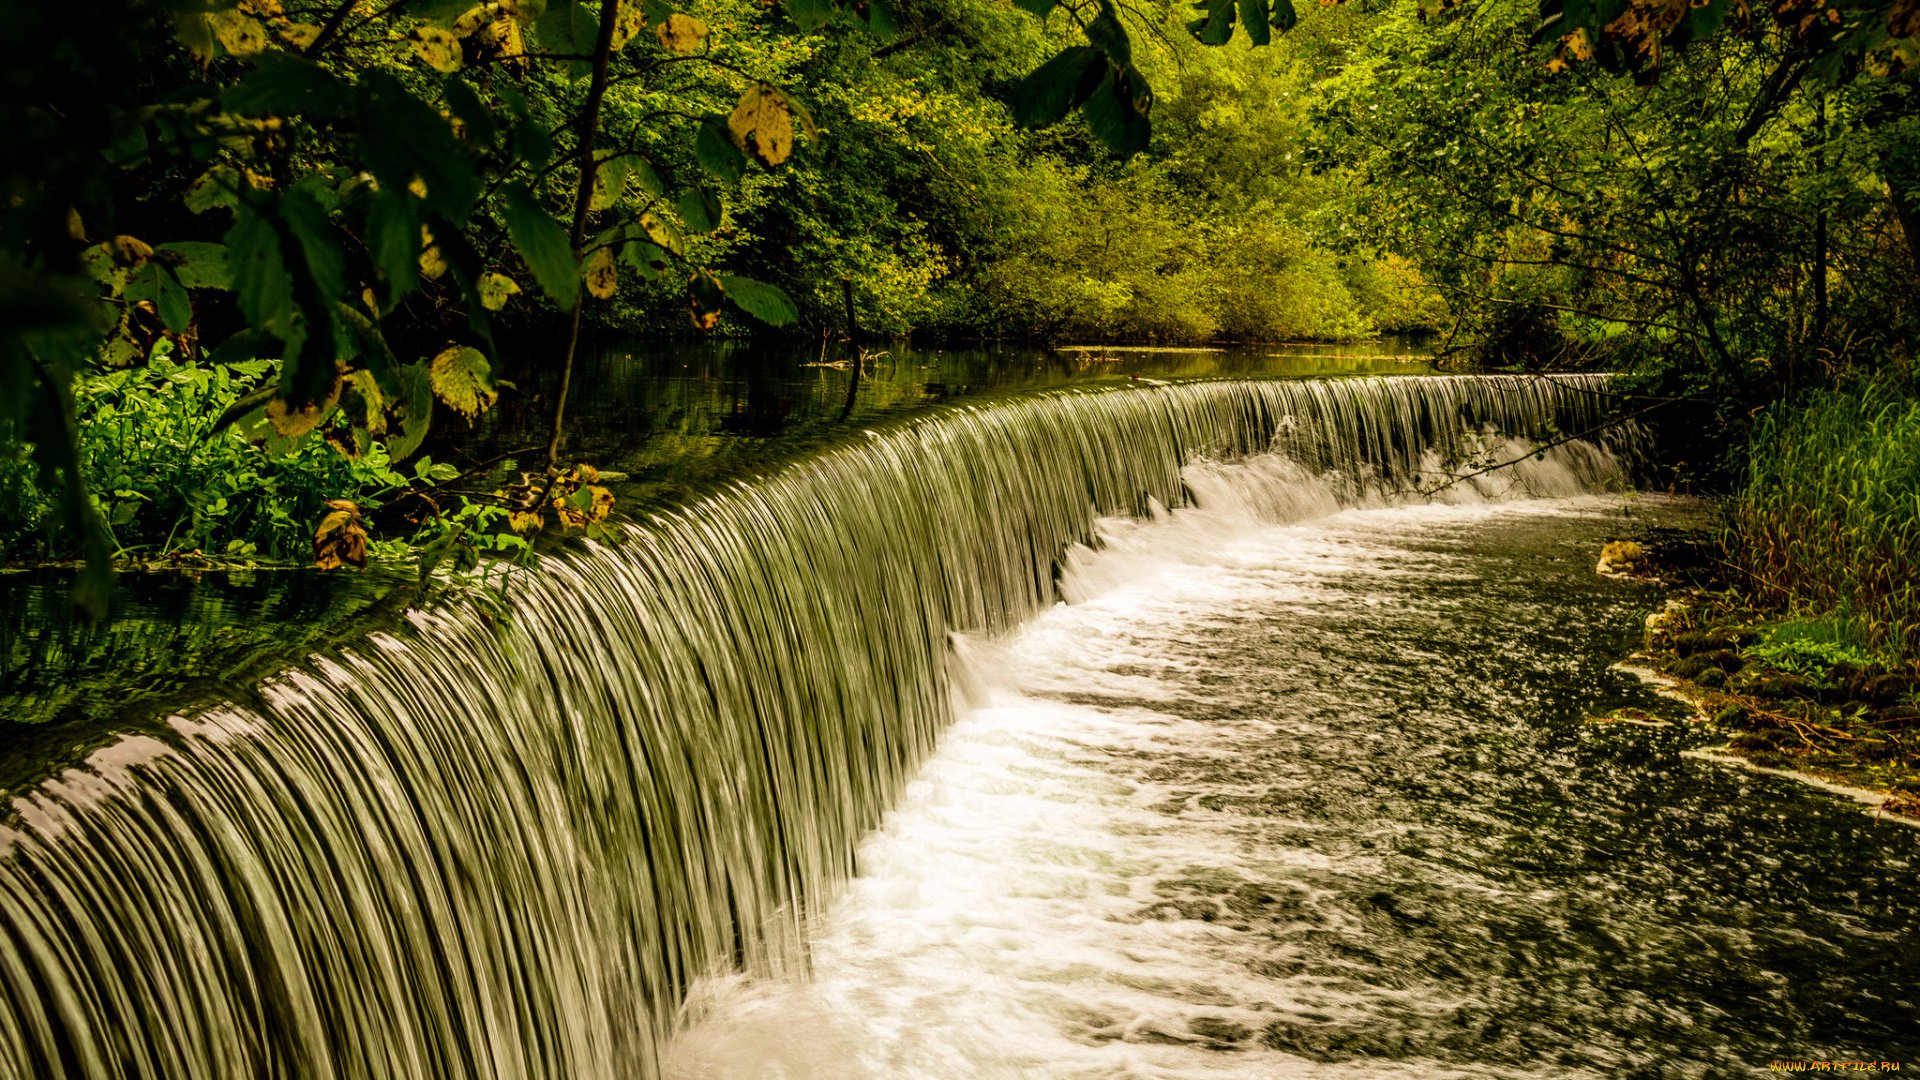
[{"left": 0, "top": 375, "right": 1637, "bottom": 1079}]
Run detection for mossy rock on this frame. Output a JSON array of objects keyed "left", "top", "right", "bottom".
[
  {"left": 1713, "top": 704, "right": 1752, "bottom": 728},
  {"left": 1729, "top": 731, "right": 1780, "bottom": 751},
  {"left": 1856, "top": 673, "right": 1914, "bottom": 706},
  {"left": 1695, "top": 667, "right": 1729, "bottom": 689},
  {"left": 1700, "top": 649, "right": 1746, "bottom": 672},
  {"left": 1730, "top": 669, "right": 1815, "bottom": 700}
]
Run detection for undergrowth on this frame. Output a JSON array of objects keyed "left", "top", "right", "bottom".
[{"left": 1725, "top": 383, "right": 1920, "bottom": 666}]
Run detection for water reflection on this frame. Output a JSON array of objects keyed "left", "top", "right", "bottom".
[{"left": 475, "top": 338, "right": 1436, "bottom": 513}]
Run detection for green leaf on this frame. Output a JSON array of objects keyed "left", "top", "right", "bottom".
[
  {"left": 1011, "top": 47, "right": 1104, "bottom": 128},
  {"left": 388, "top": 361, "right": 435, "bottom": 461},
  {"left": 696, "top": 120, "right": 747, "bottom": 184},
  {"left": 1188, "top": 0, "right": 1235, "bottom": 46},
  {"left": 104, "top": 108, "right": 149, "bottom": 168},
  {"left": 226, "top": 207, "right": 300, "bottom": 356},
  {"left": 537, "top": 0, "right": 599, "bottom": 77},
  {"left": 629, "top": 155, "right": 665, "bottom": 196},
  {"left": 854, "top": 0, "right": 894, "bottom": 37},
  {"left": 429, "top": 345, "right": 498, "bottom": 420},
  {"left": 278, "top": 187, "right": 348, "bottom": 313},
  {"left": 1082, "top": 65, "right": 1152, "bottom": 158},
  {"left": 335, "top": 303, "right": 404, "bottom": 398},
  {"left": 364, "top": 186, "right": 420, "bottom": 311},
  {"left": 222, "top": 54, "right": 352, "bottom": 117},
  {"left": 186, "top": 168, "right": 243, "bottom": 214},
  {"left": 443, "top": 77, "right": 498, "bottom": 147},
  {"left": 785, "top": 0, "right": 838, "bottom": 31},
  {"left": 718, "top": 275, "right": 799, "bottom": 326},
  {"left": 1012, "top": 0, "right": 1055, "bottom": 16},
  {"left": 355, "top": 72, "right": 480, "bottom": 219},
  {"left": 1237, "top": 0, "right": 1270, "bottom": 44},
  {"left": 127, "top": 263, "right": 193, "bottom": 332},
  {"left": 1270, "top": 0, "right": 1296, "bottom": 31},
  {"left": 154, "top": 242, "right": 231, "bottom": 289},
  {"left": 620, "top": 238, "right": 669, "bottom": 280},
  {"left": 676, "top": 187, "right": 722, "bottom": 233},
  {"left": 1083, "top": 2, "right": 1131, "bottom": 65},
  {"left": 502, "top": 183, "right": 579, "bottom": 309}
]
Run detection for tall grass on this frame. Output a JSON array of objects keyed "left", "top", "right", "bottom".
[{"left": 1726, "top": 385, "right": 1920, "bottom": 665}]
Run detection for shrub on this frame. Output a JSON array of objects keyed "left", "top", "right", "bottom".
[
  {"left": 0, "top": 346, "right": 446, "bottom": 564},
  {"left": 1726, "top": 385, "right": 1920, "bottom": 663}
]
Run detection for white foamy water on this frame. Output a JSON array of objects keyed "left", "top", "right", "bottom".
[{"left": 662, "top": 445, "right": 1639, "bottom": 1080}]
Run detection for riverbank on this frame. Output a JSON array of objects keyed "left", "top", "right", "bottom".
[{"left": 1603, "top": 542, "right": 1920, "bottom": 822}]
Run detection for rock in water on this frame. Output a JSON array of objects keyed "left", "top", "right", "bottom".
[{"left": 1596, "top": 540, "right": 1646, "bottom": 575}]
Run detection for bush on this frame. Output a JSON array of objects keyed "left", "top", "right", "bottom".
[
  {"left": 0, "top": 346, "right": 445, "bottom": 564},
  {"left": 1744, "top": 617, "right": 1880, "bottom": 678},
  {"left": 1726, "top": 385, "right": 1920, "bottom": 662}
]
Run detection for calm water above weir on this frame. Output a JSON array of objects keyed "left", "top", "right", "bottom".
[{"left": 1, "top": 366, "right": 1914, "bottom": 1079}]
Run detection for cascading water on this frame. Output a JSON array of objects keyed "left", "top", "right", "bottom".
[{"left": 0, "top": 376, "right": 1640, "bottom": 1078}]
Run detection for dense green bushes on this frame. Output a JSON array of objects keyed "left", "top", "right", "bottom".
[
  {"left": 1727, "top": 385, "right": 1920, "bottom": 663},
  {"left": 0, "top": 347, "right": 455, "bottom": 565}
]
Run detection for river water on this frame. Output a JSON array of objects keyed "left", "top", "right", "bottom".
[
  {"left": 665, "top": 465, "right": 1920, "bottom": 1079},
  {"left": 3, "top": 362, "right": 1916, "bottom": 1078}
]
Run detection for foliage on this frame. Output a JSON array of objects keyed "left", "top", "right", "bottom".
[
  {"left": 3, "top": 0, "right": 844, "bottom": 607},
  {"left": 1744, "top": 618, "right": 1881, "bottom": 677},
  {"left": 1306, "top": 0, "right": 1916, "bottom": 397},
  {"left": 0, "top": 346, "right": 458, "bottom": 564},
  {"left": 1727, "top": 383, "right": 1920, "bottom": 661}
]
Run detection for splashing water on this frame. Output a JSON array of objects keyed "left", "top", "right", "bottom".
[{"left": 662, "top": 455, "right": 1920, "bottom": 1079}]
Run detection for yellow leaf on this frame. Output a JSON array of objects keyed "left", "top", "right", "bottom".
[
  {"left": 728, "top": 84, "right": 795, "bottom": 167},
  {"left": 210, "top": 11, "right": 271, "bottom": 56},
  {"left": 408, "top": 176, "right": 430, "bottom": 199},
  {"left": 585, "top": 246, "right": 618, "bottom": 300},
  {"left": 266, "top": 379, "right": 342, "bottom": 438},
  {"left": 278, "top": 21, "right": 322, "bottom": 48},
  {"left": 454, "top": 4, "right": 497, "bottom": 35},
  {"left": 639, "top": 211, "right": 684, "bottom": 255},
  {"left": 556, "top": 484, "right": 614, "bottom": 529},
  {"left": 110, "top": 235, "right": 154, "bottom": 269},
  {"left": 414, "top": 25, "right": 464, "bottom": 71},
  {"left": 610, "top": 0, "right": 648, "bottom": 47},
  {"left": 498, "top": 0, "right": 541, "bottom": 25},
  {"left": 509, "top": 509, "right": 545, "bottom": 534},
  {"left": 343, "top": 369, "right": 387, "bottom": 437},
  {"left": 419, "top": 225, "right": 448, "bottom": 279},
  {"left": 656, "top": 12, "right": 707, "bottom": 54},
  {"left": 313, "top": 500, "right": 369, "bottom": 570},
  {"left": 429, "top": 345, "right": 498, "bottom": 421},
  {"left": 479, "top": 272, "right": 522, "bottom": 310}
]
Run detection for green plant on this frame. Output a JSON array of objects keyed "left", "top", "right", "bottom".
[
  {"left": 0, "top": 344, "right": 459, "bottom": 565},
  {"left": 1727, "top": 385, "right": 1920, "bottom": 662},
  {"left": 1743, "top": 616, "right": 1881, "bottom": 678}
]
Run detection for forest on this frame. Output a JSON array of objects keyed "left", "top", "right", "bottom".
[{"left": 2, "top": 0, "right": 1918, "bottom": 654}]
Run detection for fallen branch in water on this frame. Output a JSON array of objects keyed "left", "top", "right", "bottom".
[{"left": 1412, "top": 397, "right": 1680, "bottom": 496}]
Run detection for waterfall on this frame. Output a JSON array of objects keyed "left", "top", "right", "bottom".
[{"left": 0, "top": 375, "right": 1637, "bottom": 1079}]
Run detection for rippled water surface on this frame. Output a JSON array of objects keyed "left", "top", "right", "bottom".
[{"left": 668, "top": 471, "right": 1920, "bottom": 1080}]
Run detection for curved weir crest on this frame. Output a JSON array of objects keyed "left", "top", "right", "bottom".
[{"left": 0, "top": 375, "right": 1637, "bottom": 1078}]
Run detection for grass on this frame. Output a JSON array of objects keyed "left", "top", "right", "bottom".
[{"left": 1725, "top": 384, "right": 1920, "bottom": 666}]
